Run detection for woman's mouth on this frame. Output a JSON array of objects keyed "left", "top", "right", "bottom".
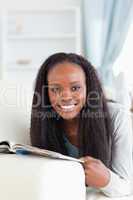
[{"left": 58, "top": 104, "right": 77, "bottom": 112}]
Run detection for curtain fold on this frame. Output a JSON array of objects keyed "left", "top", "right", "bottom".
[{"left": 82, "top": 0, "right": 133, "bottom": 86}]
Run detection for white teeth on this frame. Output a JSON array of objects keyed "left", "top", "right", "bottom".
[
  {"left": 60, "top": 104, "right": 75, "bottom": 111},
  {"left": 61, "top": 105, "right": 75, "bottom": 109}
]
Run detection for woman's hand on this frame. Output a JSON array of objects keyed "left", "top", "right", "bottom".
[{"left": 81, "top": 156, "right": 110, "bottom": 188}]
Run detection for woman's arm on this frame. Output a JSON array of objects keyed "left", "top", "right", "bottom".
[
  {"left": 100, "top": 104, "right": 133, "bottom": 197},
  {"left": 82, "top": 103, "right": 133, "bottom": 197}
]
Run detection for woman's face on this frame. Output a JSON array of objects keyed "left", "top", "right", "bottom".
[{"left": 47, "top": 62, "right": 87, "bottom": 121}]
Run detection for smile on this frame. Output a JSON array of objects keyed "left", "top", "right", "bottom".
[{"left": 58, "top": 104, "right": 77, "bottom": 112}]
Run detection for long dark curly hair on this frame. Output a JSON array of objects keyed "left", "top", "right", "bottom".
[{"left": 30, "top": 52, "right": 113, "bottom": 167}]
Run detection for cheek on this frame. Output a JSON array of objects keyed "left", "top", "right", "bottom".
[
  {"left": 80, "top": 88, "right": 87, "bottom": 104},
  {"left": 48, "top": 91, "right": 59, "bottom": 107}
]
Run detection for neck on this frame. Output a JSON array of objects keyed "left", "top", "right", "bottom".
[{"left": 62, "top": 118, "right": 79, "bottom": 146}]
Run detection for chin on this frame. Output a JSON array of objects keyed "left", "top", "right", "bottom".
[{"left": 59, "top": 112, "right": 79, "bottom": 121}]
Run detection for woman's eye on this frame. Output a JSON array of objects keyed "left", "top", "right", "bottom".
[
  {"left": 50, "top": 87, "right": 60, "bottom": 93},
  {"left": 71, "top": 86, "right": 81, "bottom": 92}
]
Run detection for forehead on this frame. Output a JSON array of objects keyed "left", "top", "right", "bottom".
[{"left": 47, "top": 62, "right": 86, "bottom": 84}]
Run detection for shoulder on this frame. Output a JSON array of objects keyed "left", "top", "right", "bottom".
[
  {"left": 107, "top": 101, "right": 132, "bottom": 137},
  {"left": 107, "top": 101, "right": 130, "bottom": 121}
]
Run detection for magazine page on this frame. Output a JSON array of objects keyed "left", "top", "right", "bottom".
[
  {"left": 0, "top": 141, "right": 12, "bottom": 153},
  {"left": 13, "top": 144, "right": 84, "bottom": 163}
]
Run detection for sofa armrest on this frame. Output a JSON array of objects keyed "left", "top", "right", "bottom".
[{"left": 0, "top": 154, "right": 86, "bottom": 200}]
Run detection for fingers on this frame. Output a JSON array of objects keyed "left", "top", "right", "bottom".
[
  {"left": 80, "top": 156, "right": 101, "bottom": 170},
  {"left": 80, "top": 156, "right": 99, "bottom": 164}
]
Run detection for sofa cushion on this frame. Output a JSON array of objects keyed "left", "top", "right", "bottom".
[
  {"left": 0, "top": 81, "right": 33, "bottom": 144},
  {"left": 0, "top": 154, "right": 86, "bottom": 200}
]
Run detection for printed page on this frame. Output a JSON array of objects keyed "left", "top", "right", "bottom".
[
  {"left": 0, "top": 141, "right": 11, "bottom": 153},
  {"left": 13, "top": 144, "right": 84, "bottom": 163}
]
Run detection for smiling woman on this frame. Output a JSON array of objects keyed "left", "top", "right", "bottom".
[
  {"left": 47, "top": 62, "right": 86, "bottom": 121},
  {"left": 30, "top": 52, "right": 133, "bottom": 197}
]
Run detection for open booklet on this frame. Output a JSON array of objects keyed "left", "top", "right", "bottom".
[{"left": 0, "top": 141, "right": 84, "bottom": 164}]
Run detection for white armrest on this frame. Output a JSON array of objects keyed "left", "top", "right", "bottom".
[{"left": 0, "top": 154, "right": 86, "bottom": 200}]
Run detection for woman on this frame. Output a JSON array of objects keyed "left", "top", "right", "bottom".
[{"left": 30, "top": 52, "right": 133, "bottom": 197}]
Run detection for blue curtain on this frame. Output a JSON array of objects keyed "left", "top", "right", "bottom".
[{"left": 82, "top": 0, "right": 133, "bottom": 86}]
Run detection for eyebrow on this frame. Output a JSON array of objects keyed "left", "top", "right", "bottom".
[{"left": 49, "top": 81, "right": 82, "bottom": 86}]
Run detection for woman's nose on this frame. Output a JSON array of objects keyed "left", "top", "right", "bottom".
[{"left": 60, "top": 89, "right": 73, "bottom": 100}]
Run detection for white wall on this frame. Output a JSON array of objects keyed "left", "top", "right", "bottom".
[
  {"left": 0, "top": 0, "right": 82, "bottom": 82},
  {"left": 0, "top": 0, "right": 81, "bottom": 10}
]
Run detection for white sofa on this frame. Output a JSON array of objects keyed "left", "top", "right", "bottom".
[
  {"left": 0, "top": 80, "right": 133, "bottom": 200},
  {"left": 0, "top": 81, "right": 86, "bottom": 200}
]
